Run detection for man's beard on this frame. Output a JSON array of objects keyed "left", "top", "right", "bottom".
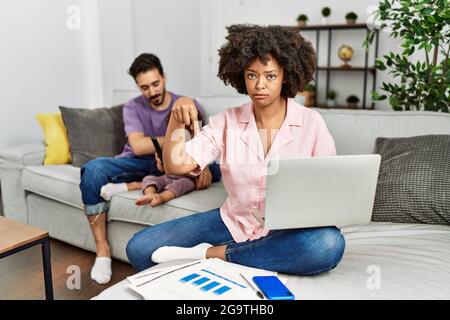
[{"left": 149, "top": 88, "right": 166, "bottom": 107}]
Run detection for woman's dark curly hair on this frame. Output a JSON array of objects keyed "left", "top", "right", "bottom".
[{"left": 218, "top": 24, "right": 316, "bottom": 98}]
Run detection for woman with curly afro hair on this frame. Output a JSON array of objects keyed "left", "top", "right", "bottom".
[{"left": 127, "top": 25, "right": 345, "bottom": 278}]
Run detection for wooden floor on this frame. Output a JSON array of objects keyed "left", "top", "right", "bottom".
[
  {"left": 0, "top": 189, "right": 3, "bottom": 216},
  {"left": 0, "top": 239, "right": 135, "bottom": 300}
]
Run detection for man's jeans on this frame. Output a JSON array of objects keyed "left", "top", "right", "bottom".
[
  {"left": 80, "top": 157, "right": 222, "bottom": 215},
  {"left": 126, "top": 208, "right": 345, "bottom": 276},
  {"left": 80, "top": 156, "right": 161, "bottom": 215}
]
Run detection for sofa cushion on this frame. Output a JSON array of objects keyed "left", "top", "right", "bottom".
[
  {"left": 372, "top": 135, "right": 450, "bottom": 225},
  {"left": 59, "top": 105, "right": 127, "bottom": 167},
  {"left": 21, "top": 164, "right": 228, "bottom": 226},
  {"left": 94, "top": 222, "right": 450, "bottom": 300},
  {"left": 22, "top": 165, "right": 83, "bottom": 209},
  {"left": 108, "top": 182, "right": 228, "bottom": 226},
  {"left": 315, "top": 109, "right": 450, "bottom": 155}
]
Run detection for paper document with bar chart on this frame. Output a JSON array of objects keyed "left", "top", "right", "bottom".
[{"left": 127, "top": 258, "right": 284, "bottom": 300}]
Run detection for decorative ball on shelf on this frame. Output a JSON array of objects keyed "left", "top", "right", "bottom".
[{"left": 338, "top": 45, "right": 354, "bottom": 69}]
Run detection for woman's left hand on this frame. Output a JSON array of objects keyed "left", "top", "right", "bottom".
[{"left": 195, "top": 166, "right": 213, "bottom": 190}]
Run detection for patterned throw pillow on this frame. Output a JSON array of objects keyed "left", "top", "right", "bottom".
[{"left": 372, "top": 135, "right": 450, "bottom": 225}]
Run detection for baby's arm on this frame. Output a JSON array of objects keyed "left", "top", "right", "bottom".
[{"left": 155, "top": 154, "right": 164, "bottom": 172}]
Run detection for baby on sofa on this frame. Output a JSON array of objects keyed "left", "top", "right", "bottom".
[
  {"left": 101, "top": 112, "right": 205, "bottom": 207},
  {"left": 134, "top": 151, "right": 196, "bottom": 207}
]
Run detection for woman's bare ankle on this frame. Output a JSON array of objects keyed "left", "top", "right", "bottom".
[{"left": 206, "top": 245, "right": 226, "bottom": 260}]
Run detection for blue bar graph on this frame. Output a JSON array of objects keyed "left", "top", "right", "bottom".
[
  {"left": 178, "top": 271, "right": 234, "bottom": 296},
  {"left": 192, "top": 277, "right": 210, "bottom": 286},
  {"left": 213, "top": 286, "right": 231, "bottom": 295},
  {"left": 179, "top": 273, "right": 200, "bottom": 283},
  {"left": 200, "top": 281, "right": 220, "bottom": 292}
]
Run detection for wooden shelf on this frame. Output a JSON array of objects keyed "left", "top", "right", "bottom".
[
  {"left": 318, "top": 66, "right": 376, "bottom": 73},
  {"left": 314, "top": 104, "right": 374, "bottom": 110},
  {"left": 296, "top": 23, "right": 369, "bottom": 31},
  {"left": 294, "top": 24, "right": 380, "bottom": 110}
]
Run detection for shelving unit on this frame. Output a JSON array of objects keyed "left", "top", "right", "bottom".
[{"left": 297, "top": 23, "right": 380, "bottom": 109}]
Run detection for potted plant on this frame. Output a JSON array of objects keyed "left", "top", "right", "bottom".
[
  {"left": 297, "top": 14, "right": 308, "bottom": 27},
  {"left": 364, "top": 0, "right": 449, "bottom": 112},
  {"left": 345, "top": 12, "right": 358, "bottom": 24},
  {"left": 326, "top": 90, "right": 337, "bottom": 107},
  {"left": 346, "top": 95, "right": 360, "bottom": 108},
  {"left": 300, "top": 84, "right": 315, "bottom": 107},
  {"left": 321, "top": 7, "right": 331, "bottom": 24}
]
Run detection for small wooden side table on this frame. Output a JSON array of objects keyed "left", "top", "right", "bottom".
[{"left": 0, "top": 216, "right": 54, "bottom": 300}]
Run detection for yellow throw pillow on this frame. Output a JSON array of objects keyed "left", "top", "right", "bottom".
[{"left": 36, "top": 113, "right": 71, "bottom": 165}]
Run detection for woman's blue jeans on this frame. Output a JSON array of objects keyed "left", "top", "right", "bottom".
[{"left": 126, "top": 208, "right": 345, "bottom": 276}]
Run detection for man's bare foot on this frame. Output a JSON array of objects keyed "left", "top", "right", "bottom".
[
  {"left": 150, "top": 190, "right": 176, "bottom": 207},
  {"left": 135, "top": 193, "right": 156, "bottom": 206}
]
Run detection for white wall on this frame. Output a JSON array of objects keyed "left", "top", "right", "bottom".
[
  {"left": 92, "top": 0, "right": 403, "bottom": 108},
  {"left": 96, "top": 0, "right": 206, "bottom": 105},
  {"left": 0, "top": 0, "right": 411, "bottom": 151},
  {"left": 97, "top": 0, "right": 135, "bottom": 106},
  {"left": 202, "top": 0, "right": 283, "bottom": 96},
  {"left": 0, "top": 0, "right": 102, "bottom": 150},
  {"left": 281, "top": 0, "right": 398, "bottom": 110},
  {"left": 0, "top": 0, "right": 207, "bottom": 150},
  {"left": 200, "top": 0, "right": 398, "bottom": 110},
  {"left": 131, "top": 0, "right": 203, "bottom": 98}
]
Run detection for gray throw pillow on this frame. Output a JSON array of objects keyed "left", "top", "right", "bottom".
[
  {"left": 372, "top": 135, "right": 450, "bottom": 225},
  {"left": 59, "top": 105, "right": 127, "bottom": 167}
]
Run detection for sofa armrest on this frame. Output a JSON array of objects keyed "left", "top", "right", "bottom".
[
  {"left": 0, "top": 142, "right": 45, "bottom": 168},
  {"left": 0, "top": 142, "right": 45, "bottom": 223}
]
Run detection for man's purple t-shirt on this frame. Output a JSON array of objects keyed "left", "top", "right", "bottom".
[{"left": 116, "top": 92, "right": 204, "bottom": 158}]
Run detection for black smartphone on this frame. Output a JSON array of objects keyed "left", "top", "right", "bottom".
[
  {"left": 151, "top": 137, "right": 163, "bottom": 165},
  {"left": 252, "top": 276, "right": 295, "bottom": 300}
]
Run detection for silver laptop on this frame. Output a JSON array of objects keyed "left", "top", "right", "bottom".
[{"left": 263, "top": 155, "right": 381, "bottom": 229}]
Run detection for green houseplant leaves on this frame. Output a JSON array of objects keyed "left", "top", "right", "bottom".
[{"left": 365, "top": 0, "right": 450, "bottom": 112}]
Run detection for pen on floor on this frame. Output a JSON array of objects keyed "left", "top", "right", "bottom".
[{"left": 240, "top": 273, "right": 264, "bottom": 299}]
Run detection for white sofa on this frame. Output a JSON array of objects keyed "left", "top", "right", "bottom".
[{"left": 1, "top": 94, "right": 450, "bottom": 299}]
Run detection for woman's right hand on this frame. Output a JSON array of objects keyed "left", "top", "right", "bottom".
[
  {"left": 163, "top": 97, "right": 201, "bottom": 176},
  {"left": 171, "top": 98, "right": 200, "bottom": 135}
]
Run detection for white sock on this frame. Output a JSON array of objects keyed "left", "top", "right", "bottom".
[
  {"left": 151, "top": 243, "right": 213, "bottom": 264},
  {"left": 90, "top": 257, "right": 112, "bottom": 285},
  {"left": 100, "top": 183, "right": 128, "bottom": 201}
]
